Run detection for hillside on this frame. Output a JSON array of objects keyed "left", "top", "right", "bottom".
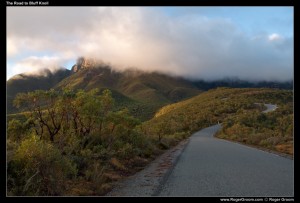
[
  {"left": 7, "top": 68, "right": 71, "bottom": 113},
  {"left": 143, "top": 88, "right": 293, "bottom": 155},
  {"left": 193, "top": 79, "right": 293, "bottom": 90},
  {"left": 55, "top": 67, "right": 202, "bottom": 119},
  {"left": 7, "top": 58, "right": 202, "bottom": 120},
  {"left": 55, "top": 58, "right": 202, "bottom": 103},
  {"left": 7, "top": 86, "right": 293, "bottom": 196},
  {"left": 7, "top": 57, "right": 293, "bottom": 120}
]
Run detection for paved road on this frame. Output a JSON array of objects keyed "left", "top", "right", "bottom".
[
  {"left": 263, "top": 104, "right": 278, "bottom": 113},
  {"left": 157, "top": 124, "right": 294, "bottom": 196}
]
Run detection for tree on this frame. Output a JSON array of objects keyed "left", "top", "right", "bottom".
[
  {"left": 13, "top": 88, "right": 115, "bottom": 142},
  {"left": 14, "top": 90, "right": 65, "bottom": 142},
  {"left": 106, "top": 108, "right": 140, "bottom": 143}
]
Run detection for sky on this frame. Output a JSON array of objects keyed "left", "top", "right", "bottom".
[{"left": 7, "top": 7, "right": 293, "bottom": 81}]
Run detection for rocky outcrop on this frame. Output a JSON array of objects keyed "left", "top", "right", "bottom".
[{"left": 71, "top": 57, "right": 96, "bottom": 73}]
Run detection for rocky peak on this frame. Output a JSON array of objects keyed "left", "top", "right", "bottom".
[{"left": 71, "top": 57, "right": 96, "bottom": 73}]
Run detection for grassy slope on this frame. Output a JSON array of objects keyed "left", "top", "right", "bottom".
[
  {"left": 7, "top": 87, "right": 293, "bottom": 196},
  {"left": 7, "top": 65, "right": 202, "bottom": 121},
  {"left": 144, "top": 87, "right": 293, "bottom": 155},
  {"left": 55, "top": 67, "right": 202, "bottom": 120}
]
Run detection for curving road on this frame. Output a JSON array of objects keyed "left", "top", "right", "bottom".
[
  {"left": 262, "top": 104, "right": 278, "bottom": 113},
  {"left": 157, "top": 124, "right": 294, "bottom": 196}
]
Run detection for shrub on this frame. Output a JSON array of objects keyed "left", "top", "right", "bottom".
[
  {"left": 7, "top": 119, "right": 28, "bottom": 141},
  {"left": 116, "top": 143, "right": 134, "bottom": 159},
  {"left": 9, "top": 134, "right": 77, "bottom": 196}
]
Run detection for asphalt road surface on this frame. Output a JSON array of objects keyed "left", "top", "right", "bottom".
[
  {"left": 157, "top": 124, "right": 294, "bottom": 196},
  {"left": 262, "top": 104, "right": 278, "bottom": 113}
]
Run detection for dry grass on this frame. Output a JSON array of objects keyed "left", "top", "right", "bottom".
[
  {"left": 275, "top": 143, "right": 293, "bottom": 155},
  {"left": 103, "top": 172, "right": 123, "bottom": 182},
  {"left": 128, "top": 156, "right": 149, "bottom": 167},
  {"left": 65, "top": 180, "right": 95, "bottom": 196},
  {"left": 110, "top": 158, "right": 128, "bottom": 171}
]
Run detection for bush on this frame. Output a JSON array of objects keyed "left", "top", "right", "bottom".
[
  {"left": 9, "top": 135, "right": 77, "bottom": 196},
  {"left": 7, "top": 119, "right": 27, "bottom": 141},
  {"left": 116, "top": 143, "right": 134, "bottom": 159}
]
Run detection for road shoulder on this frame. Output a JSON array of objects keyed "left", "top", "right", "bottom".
[{"left": 105, "top": 138, "right": 189, "bottom": 196}]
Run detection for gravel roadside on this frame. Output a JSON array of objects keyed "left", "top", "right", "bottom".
[{"left": 105, "top": 139, "right": 189, "bottom": 196}]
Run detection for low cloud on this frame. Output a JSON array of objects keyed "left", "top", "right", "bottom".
[
  {"left": 268, "top": 33, "right": 282, "bottom": 41},
  {"left": 8, "top": 56, "right": 65, "bottom": 77},
  {"left": 7, "top": 7, "right": 293, "bottom": 81}
]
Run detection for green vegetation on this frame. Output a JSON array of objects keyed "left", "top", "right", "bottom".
[
  {"left": 7, "top": 58, "right": 294, "bottom": 196},
  {"left": 9, "top": 135, "right": 77, "bottom": 195},
  {"left": 7, "top": 64, "right": 202, "bottom": 121},
  {"left": 216, "top": 90, "right": 293, "bottom": 155},
  {"left": 54, "top": 66, "right": 202, "bottom": 120},
  {"left": 7, "top": 61, "right": 292, "bottom": 121},
  {"left": 143, "top": 88, "right": 293, "bottom": 155},
  {"left": 7, "top": 87, "right": 293, "bottom": 196},
  {"left": 7, "top": 88, "right": 157, "bottom": 196},
  {"left": 7, "top": 69, "right": 71, "bottom": 114}
]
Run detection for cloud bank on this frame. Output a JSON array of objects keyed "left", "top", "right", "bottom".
[{"left": 7, "top": 7, "right": 293, "bottom": 81}]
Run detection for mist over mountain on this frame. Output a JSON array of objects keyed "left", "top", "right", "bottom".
[
  {"left": 7, "top": 57, "right": 293, "bottom": 119},
  {"left": 6, "top": 7, "right": 294, "bottom": 197},
  {"left": 7, "top": 7, "right": 293, "bottom": 82}
]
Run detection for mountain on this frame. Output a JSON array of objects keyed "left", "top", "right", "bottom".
[
  {"left": 56, "top": 60, "right": 202, "bottom": 103},
  {"left": 193, "top": 78, "right": 293, "bottom": 90},
  {"left": 7, "top": 68, "right": 71, "bottom": 114},
  {"left": 54, "top": 58, "right": 202, "bottom": 119},
  {"left": 7, "top": 58, "right": 202, "bottom": 120},
  {"left": 7, "top": 57, "right": 293, "bottom": 120}
]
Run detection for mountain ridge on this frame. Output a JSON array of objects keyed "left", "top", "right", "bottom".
[
  {"left": 7, "top": 58, "right": 293, "bottom": 119},
  {"left": 7, "top": 68, "right": 72, "bottom": 114}
]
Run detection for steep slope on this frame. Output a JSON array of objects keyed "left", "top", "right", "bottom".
[
  {"left": 7, "top": 68, "right": 71, "bottom": 113},
  {"left": 7, "top": 58, "right": 203, "bottom": 120},
  {"left": 54, "top": 58, "right": 203, "bottom": 119},
  {"left": 117, "top": 71, "right": 201, "bottom": 103},
  {"left": 55, "top": 63, "right": 202, "bottom": 104},
  {"left": 8, "top": 57, "right": 292, "bottom": 120}
]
